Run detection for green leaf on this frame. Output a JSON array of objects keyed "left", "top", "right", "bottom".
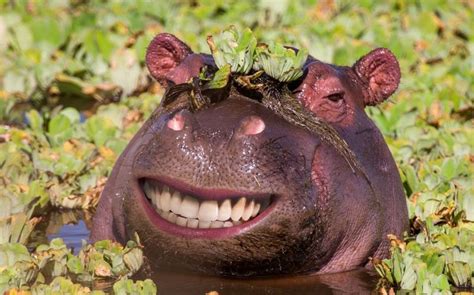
[
  {"left": 113, "top": 278, "right": 157, "bottom": 295},
  {"left": 208, "top": 26, "right": 257, "bottom": 74},
  {"left": 66, "top": 255, "right": 84, "bottom": 274},
  {"left": 432, "top": 274, "right": 450, "bottom": 290},
  {"left": 206, "top": 64, "right": 231, "bottom": 89},
  {"left": 440, "top": 157, "right": 459, "bottom": 180},
  {"left": 10, "top": 23, "right": 33, "bottom": 51},
  {"left": 447, "top": 261, "right": 471, "bottom": 287},
  {"left": 462, "top": 192, "right": 474, "bottom": 221},
  {"left": 110, "top": 49, "right": 140, "bottom": 96},
  {"left": 400, "top": 263, "right": 417, "bottom": 290},
  {"left": 402, "top": 164, "right": 419, "bottom": 195},
  {"left": 85, "top": 117, "right": 117, "bottom": 147},
  {"left": 392, "top": 249, "right": 403, "bottom": 284},
  {"left": 253, "top": 42, "right": 308, "bottom": 82},
  {"left": 29, "top": 17, "right": 68, "bottom": 48},
  {"left": 48, "top": 114, "right": 71, "bottom": 137},
  {"left": 25, "top": 110, "right": 42, "bottom": 131}
]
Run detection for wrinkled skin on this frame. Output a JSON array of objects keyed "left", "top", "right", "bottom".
[{"left": 91, "top": 33, "right": 408, "bottom": 276}]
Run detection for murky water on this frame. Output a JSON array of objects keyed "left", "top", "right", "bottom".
[
  {"left": 136, "top": 269, "right": 378, "bottom": 294},
  {"left": 31, "top": 210, "right": 378, "bottom": 294}
]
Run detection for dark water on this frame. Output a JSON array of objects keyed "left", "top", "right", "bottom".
[
  {"left": 31, "top": 211, "right": 378, "bottom": 294},
  {"left": 136, "top": 269, "right": 378, "bottom": 294}
]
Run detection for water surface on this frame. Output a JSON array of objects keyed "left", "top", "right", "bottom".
[{"left": 33, "top": 210, "right": 378, "bottom": 294}]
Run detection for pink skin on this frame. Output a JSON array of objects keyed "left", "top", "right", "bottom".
[
  {"left": 239, "top": 116, "right": 266, "bottom": 135},
  {"left": 166, "top": 112, "right": 186, "bottom": 131}
]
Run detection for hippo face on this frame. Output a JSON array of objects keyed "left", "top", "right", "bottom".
[{"left": 92, "top": 33, "right": 408, "bottom": 276}]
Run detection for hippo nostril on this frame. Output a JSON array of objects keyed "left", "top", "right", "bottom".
[
  {"left": 167, "top": 112, "right": 186, "bottom": 131},
  {"left": 239, "top": 116, "right": 265, "bottom": 136}
]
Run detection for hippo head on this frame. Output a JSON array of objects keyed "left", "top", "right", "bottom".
[{"left": 92, "top": 33, "right": 408, "bottom": 276}]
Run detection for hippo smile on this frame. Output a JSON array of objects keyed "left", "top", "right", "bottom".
[
  {"left": 138, "top": 177, "right": 274, "bottom": 234},
  {"left": 91, "top": 33, "right": 409, "bottom": 276}
]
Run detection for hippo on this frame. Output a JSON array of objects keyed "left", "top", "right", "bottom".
[{"left": 91, "top": 33, "right": 408, "bottom": 276}]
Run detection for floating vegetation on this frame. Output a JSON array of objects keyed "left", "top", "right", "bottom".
[
  {"left": 253, "top": 42, "right": 307, "bottom": 82},
  {"left": 0, "top": 238, "right": 152, "bottom": 294},
  {"left": 0, "top": 0, "right": 472, "bottom": 293},
  {"left": 207, "top": 26, "right": 257, "bottom": 74}
]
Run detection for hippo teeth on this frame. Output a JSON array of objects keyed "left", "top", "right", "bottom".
[{"left": 142, "top": 179, "right": 270, "bottom": 229}]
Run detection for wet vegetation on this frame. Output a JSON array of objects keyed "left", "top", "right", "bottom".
[{"left": 0, "top": 0, "right": 472, "bottom": 293}]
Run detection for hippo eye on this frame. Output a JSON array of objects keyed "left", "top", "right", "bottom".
[{"left": 325, "top": 92, "right": 345, "bottom": 102}]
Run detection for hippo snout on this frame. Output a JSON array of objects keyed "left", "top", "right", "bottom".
[{"left": 131, "top": 96, "right": 319, "bottom": 232}]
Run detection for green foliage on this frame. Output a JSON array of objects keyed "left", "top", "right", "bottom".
[
  {"left": 208, "top": 26, "right": 308, "bottom": 81},
  {"left": 375, "top": 228, "right": 473, "bottom": 293},
  {"left": 30, "top": 277, "right": 105, "bottom": 295},
  {"left": 205, "top": 64, "right": 232, "bottom": 90},
  {"left": 113, "top": 278, "right": 157, "bottom": 295},
  {"left": 253, "top": 43, "right": 307, "bottom": 82},
  {"left": 0, "top": 238, "right": 149, "bottom": 294},
  {"left": 0, "top": 0, "right": 472, "bottom": 293},
  {"left": 208, "top": 26, "right": 257, "bottom": 74}
]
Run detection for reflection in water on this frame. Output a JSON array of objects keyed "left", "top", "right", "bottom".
[
  {"left": 48, "top": 220, "right": 89, "bottom": 253},
  {"left": 31, "top": 210, "right": 378, "bottom": 294},
  {"left": 135, "top": 267, "right": 377, "bottom": 294},
  {"left": 28, "top": 210, "right": 93, "bottom": 253}
]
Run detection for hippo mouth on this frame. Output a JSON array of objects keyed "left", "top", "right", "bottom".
[{"left": 139, "top": 178, "right": 275, "bottom": 237}]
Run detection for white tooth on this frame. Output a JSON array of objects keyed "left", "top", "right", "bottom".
[
  {"left": 198, "top": 221, "right": 211, "bottom": 228},
  {"left": 178, "top": 196, "right": 200, "bottom": 218},
  {"left": 210, "top": 221, "right": 224, "bottom": 228},
  {"left": 187, "top": 219, "right": 199, "bottom": 228},
  {"left": 145, "top": 182, "right": 159, "bottom": 209},
  {"left": 251, "top": 203, "right": 261, "bottom": 217},
  {"left": 223, "top": 221, "right": 233, "bottom": 227},
  {"left": 232, "top": 221, "right": 242, "bottom": 226},
  {"left": 198, "top": 200, "right": 218, "bottom": 221},
  {"left": 160, "top": 186, "right": 171, "bottom": 212},
  {"left": 154, "top": 194, "right": 162, "bottom": 210},
  {"left": 231, "top": 198, "right": 246, "bottom": 221},
  {"left": 217, "top": 199, "right": 232, "bottom": 221},
  {"left": 144, "top": 181, "right": 153, "bottom": 199},
  {"left": 170, "top": 191, "right": 182, "bottom": 214},
  {"left": 158, "top": 210, "right": 166, "bottom": 217},
  {"left": 242, "top": 200, "right": 254, "bottom": 221},
  {"left": 152, "top": 183, "right": 161, "bottom": 208},
  {"left": 176, "top": 216, "right": 187, "bottom": 227},
  {"left": 167, "top": 212, "right": 177, "bottom": 223}
]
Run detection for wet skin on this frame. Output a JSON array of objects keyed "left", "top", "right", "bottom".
[{"left": 91, "top": 33, "right": 409, "bottom": 276}]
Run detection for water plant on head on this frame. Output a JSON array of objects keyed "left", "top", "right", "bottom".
[
  {"left": 207, "top": 26, "right": 308, "bottom": 83},
  {"left": 253, "top": 42, "right": 308, "bottom": 82},
  {"left": 206, "top": 26, "right": 257, "bottom": 75}
]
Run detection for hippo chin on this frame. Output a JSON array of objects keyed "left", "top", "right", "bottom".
[{"left": 91, "top": 33, "right": 408, "bottom": 276}]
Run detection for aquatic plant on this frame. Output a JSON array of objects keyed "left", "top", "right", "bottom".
[
  {"left": 0, "top": 238, "right": 152, "bottom": 293},
  {"left": 207, "top": 26, "right": 307, "bottom": 82},
  {"left": 0, "top": 0, "right": 472, "bottom": 292},
  {"left": 253, "top": 42, "right": 307, "bottom": 82},
  {"left": 207, "top": 26, "right": 257, "bottom": 74}
]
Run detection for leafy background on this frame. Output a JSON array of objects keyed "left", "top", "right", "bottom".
[{"left": 0, "top": 0, "right": 472, "bottom": 293}]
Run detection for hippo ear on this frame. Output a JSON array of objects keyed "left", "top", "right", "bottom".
[
  {"left": 353, "top": 48, "right": 401, "bottom": 106},
  {"left": 146, "top": 33, "right": 193, "bottom": 85}
]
